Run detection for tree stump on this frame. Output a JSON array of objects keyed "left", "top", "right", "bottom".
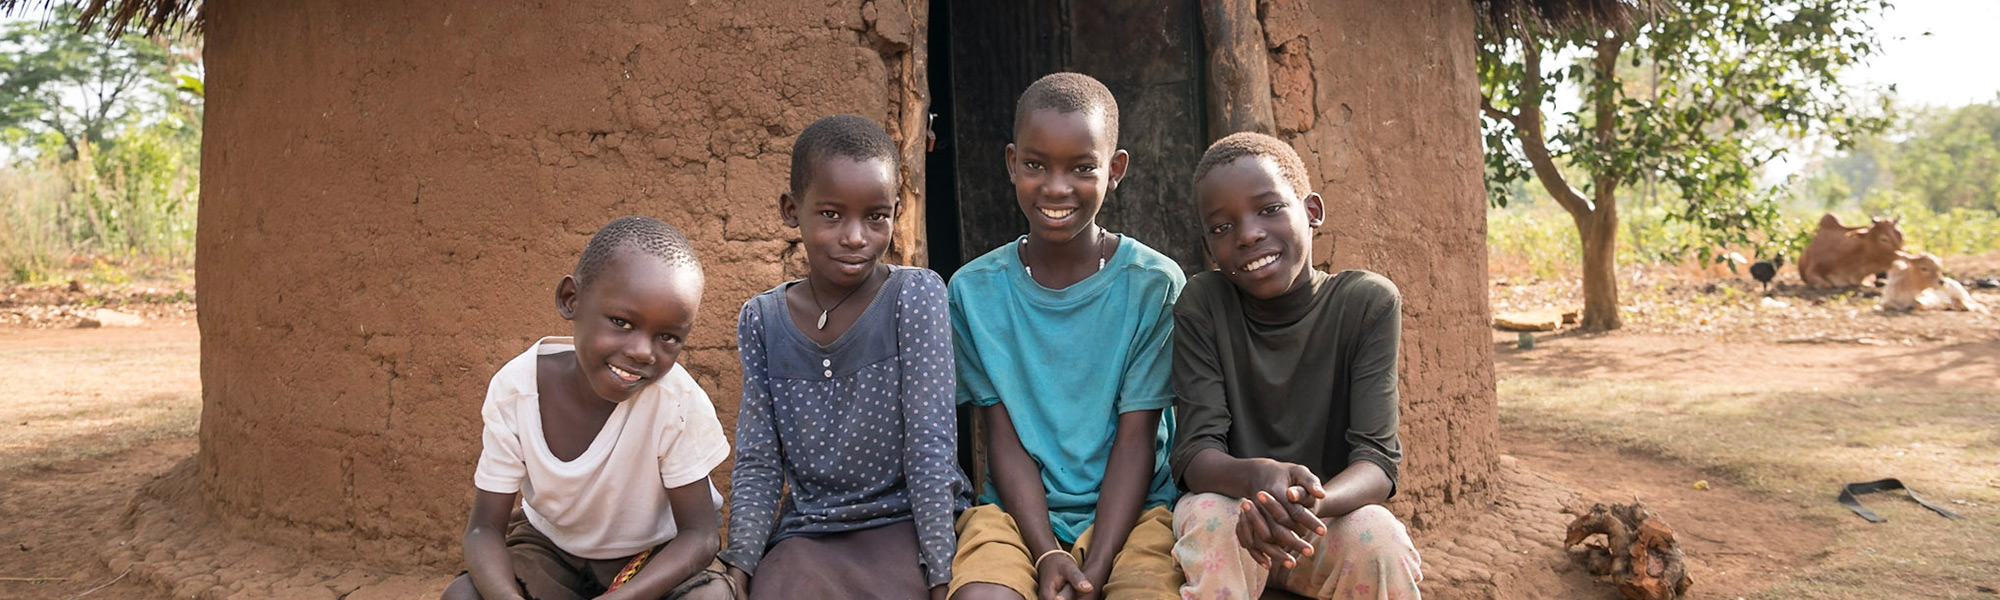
[{"left": 1562, "top": 501, "right": 1693, "bottom": 600}]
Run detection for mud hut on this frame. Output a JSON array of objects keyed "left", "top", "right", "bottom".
[{"left": 29, "top": 0, "right": 1638, "bottom": 572}]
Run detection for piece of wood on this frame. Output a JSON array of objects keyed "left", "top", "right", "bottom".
[
  {"left": 1563, "top": 501, "right": 1694, "bottom": 600},
  {"left": 1198, "top": 0, "right": 1276, "bottom": 138},
  {"left": 1493, "top": 309, "right": 1564, "bottom": 332},
  {"left": 76, "top": 308, "right": 145, "bottom": 328},
  {"left": 886, "top": 0, "right": 931, "bottom": 268}
]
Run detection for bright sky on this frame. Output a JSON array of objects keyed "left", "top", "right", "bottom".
[
  {"left": 1764, "top": 0, "right": 2000, "bottom": 180},
  {"left": 1848, "top": 0, "right": 2000, "bottom": 108}
]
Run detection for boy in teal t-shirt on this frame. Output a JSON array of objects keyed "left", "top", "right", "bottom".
[
  {"left": 946, "top": 72, "right": 1183, "bottom": 600},
  {"left": 951, "top": 233, "right": 1183, "bottom": 534}
]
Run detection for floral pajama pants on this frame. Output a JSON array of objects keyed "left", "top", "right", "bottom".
[{"left": 1171, "top": 493, "right": 1422, "bottom": 600}]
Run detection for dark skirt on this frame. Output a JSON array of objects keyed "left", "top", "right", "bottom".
[{"left": 748, "top": 520, "right": 931, "bottom": 600}]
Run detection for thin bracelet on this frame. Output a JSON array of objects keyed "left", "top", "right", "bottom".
[{"left": 1032, "top": 548, "right": 1070, "bottom": 571}]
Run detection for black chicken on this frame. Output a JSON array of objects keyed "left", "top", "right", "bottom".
[{"left": 1750, "top": 254, "right": 1783, "bottom": 293}]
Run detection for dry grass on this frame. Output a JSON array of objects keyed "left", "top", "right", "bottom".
[
  {"left": 0, "top": 328, "right": 199, "bottom": 473},
  {"left": 1501, "top": 376, "right": 2000, "bottom": 598}
]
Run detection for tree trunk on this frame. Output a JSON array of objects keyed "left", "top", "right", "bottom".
[
  {"left": 1578, "top": 205, "right": 1622, "bottom": 331},
  {"left": 1579, "top": 33, "right": 1624, "bottom": 332},
  {"left": 1497, "top": 32, "right": 1626, "bottom": 332}
]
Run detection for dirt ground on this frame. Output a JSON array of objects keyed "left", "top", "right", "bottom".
[
  {"left": 0, "top": 323, "right": 441, "bottom": 600},
  {"left": 1, "top": 326, "right": 196, "bottom": 600},
  {"left": 0, "top": 280, "right": 196, "bottom": 330},
  {"left": 3, "top": 268, "right": 1997, "bottom": 599},
  {"left": 1478, "top": 257, "right": 2000, "bottom": 599}
]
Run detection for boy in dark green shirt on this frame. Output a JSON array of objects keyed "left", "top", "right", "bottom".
[{"left": 1167, "top": 133, "right": 1422, "bottom": 599}]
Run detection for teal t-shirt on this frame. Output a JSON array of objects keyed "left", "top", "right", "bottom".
[{"left": 949, "top": 234, "right": 1183, "bottom": 543}]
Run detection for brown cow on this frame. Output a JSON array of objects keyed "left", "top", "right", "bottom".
[{"left": 1798, "top": 213, "right": 1905, "bottom": 288}]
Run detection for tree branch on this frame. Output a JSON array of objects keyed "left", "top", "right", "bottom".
[
  {"left": 37, "top": 115, "right": 79, "bottom": 158},
  {"left": 1513, "top": 37, "right": 1595, "bottom": 220},
  {"left": 1481, "top": 95, "right": 1516, "bottom": 123}
]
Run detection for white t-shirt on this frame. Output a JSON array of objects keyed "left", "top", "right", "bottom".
[{"left": 473, "top": 337, "right": 730, "bottom": 559}]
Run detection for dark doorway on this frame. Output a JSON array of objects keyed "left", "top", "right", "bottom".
[
  {"left": 927, "top": 0, "right": 1208, "bottom": 277},
  {"left": 924, "top": 0, "right": 962, "bottom": 280},
  {"left": 928, "top": 0, "right": 1209, "bottom": 487}
]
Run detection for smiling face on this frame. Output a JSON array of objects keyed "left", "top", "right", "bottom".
[
  {"left": 1007, "top": 108, "right": 1128, "bottom": 245},
  {"left": 1196, "top": 156, "right": 1324, "bottom": 300},
  {"left": 556, "top": 249, "right": 702, "bottom": 403},
  {"left": 781, "top": 155, "right": 899, "bottom": 289}
]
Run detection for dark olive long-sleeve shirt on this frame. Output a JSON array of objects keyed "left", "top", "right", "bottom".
[{"left": 1167, "top": 269, "right": 1403, "bottom": 494}]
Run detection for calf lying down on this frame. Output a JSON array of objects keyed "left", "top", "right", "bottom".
[{"left": 1881, "top": 252, "right": 1985, "bottom": 313}]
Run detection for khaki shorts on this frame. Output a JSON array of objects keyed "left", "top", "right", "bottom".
[
  {"left": 948, "top": 504, "right": 1182, "bottom": 599},
  {"left": 502, "top": 514, "right": 732, "bottom": 600}
]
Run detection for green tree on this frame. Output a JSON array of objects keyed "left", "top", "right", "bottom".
[
  {"left": 0, "top": 12, "right": 200, "bottom": 273},
  {"left": 1893, "top": 100, "right": 2000, "bottom": 211},
  {"left": 0, "top": 11, "right": 186, "bottom": 161},
  {"left": 1479, "top": 0, "right": 1892, "bottom": 331},
  {"left": 1803, "top": 133, "right": 1890, "bottom": 208}
]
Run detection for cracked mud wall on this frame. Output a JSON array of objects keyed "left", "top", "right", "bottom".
[
  {"left": 195, "top": 0, "right": 928, "bottom": 560},
  {"left": 197, "top": 0, "right": 1489, "bottom": 562},
  {"left": 1259, "top": 0, "right": 1498, "bottom": 528}
]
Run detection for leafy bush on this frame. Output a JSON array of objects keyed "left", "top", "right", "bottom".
[
  {"left": 0, "top": 15, "right": 200, "bottom": 283},
  {"left": 1859, "top": 191, "right": 2000, "bottom": 258}
]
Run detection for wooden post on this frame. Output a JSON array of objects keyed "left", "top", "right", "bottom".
[
  {"left": 886, "top": 0, "right": 931, "bottom": 268},
  {"left": 1199, "top": 0, "right": 1277, "bottom": 140}
]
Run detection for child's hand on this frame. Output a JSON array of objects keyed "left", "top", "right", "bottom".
[
  {"left": 930, "top": 584, "right": 948, "bottom": 600},
  {"left": 1235, "top": 497, "right": 1314, "bottom": 570},
  {"left": 725, "top": 566, "right": 750, "bottom": 600},
  {"left": 1249, "top": 461, "right": 1328, "bottom": 542},
  {"left": 1035, "top": 551, "right": 1094, "bottom": 600},
  {"left": 1075, "top": 558, "right": 1112, "bottom": 600}
]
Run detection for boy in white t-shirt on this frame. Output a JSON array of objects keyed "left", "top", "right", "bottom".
[{"left": 443, "top": 216, "right": 734, "bottom": 600}]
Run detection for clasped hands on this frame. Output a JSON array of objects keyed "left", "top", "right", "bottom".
[
  {"left": 1235, "top": 461, "right": 1329, "bottom": 571},
  {"left": 1033, "top": 546, "right": 1105, "bottom": 600}
]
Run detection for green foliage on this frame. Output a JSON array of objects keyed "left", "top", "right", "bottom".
[
  {"left": 0, "top": 10, "right": 187, "bottom": 159},
  {"left": 1480, "top": 0, "right": 1894, "bottom": 254},
  {"left": 0, "top": 126, "right": 198, "bottom": 283},
  {"left": 1859, "top": 190, "right": 2000, "bottom": 258},
  {"left": 1804, "top": 99, "right": 2000, "bottom": 213},
  {"left": 1895, "top": 101, "right": 2000, "bottom": 211},
  {"left": 86, "top": 257, "right": 130, "bottom": 286},
  {"left": 0, "top": 14, "right": 200, "bottom": 282},
  {"left": 0, "top": 164, "right": 68, "bottom": 283},
  {"left": 1488, "top": 204, "right": 1580, "bottom": 280},
  {"left": 1490, "top": 200, "right": 1756, "bottom": 278}
]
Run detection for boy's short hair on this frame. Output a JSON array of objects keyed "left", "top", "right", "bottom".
[
  {"left": 1193, "top": 132, "right": 1312, "bottom": 199},
  {"left": 1013, "top": 72, "right": 1120, "bottom": 144},
  {"left": 789, "top": 114, "right": 899, "bottom": 194},
  {"left": 573, "top": 216, "right": 700, "bottom": 288}
]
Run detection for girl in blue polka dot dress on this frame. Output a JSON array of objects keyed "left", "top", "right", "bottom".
[{"left": 721, "top": 115, "right": 969, "bottom": 600}]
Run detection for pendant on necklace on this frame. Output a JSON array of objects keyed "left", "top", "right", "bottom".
[{"left": 817, "top": 310, "right": 830, "bottom": 330}]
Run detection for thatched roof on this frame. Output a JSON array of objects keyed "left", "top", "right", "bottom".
[
  {"left": 1474, "top": 0, "right": 1658, "bottom": 38},
  {"left": 0, "top": 0, "right": 198, "bottom": 36},
  {"left": 7, "top": 0, "right": 1639, "bottom": 41},
  {"left": 8, "top": 0, "right": 1637, "bottom": 46}
]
